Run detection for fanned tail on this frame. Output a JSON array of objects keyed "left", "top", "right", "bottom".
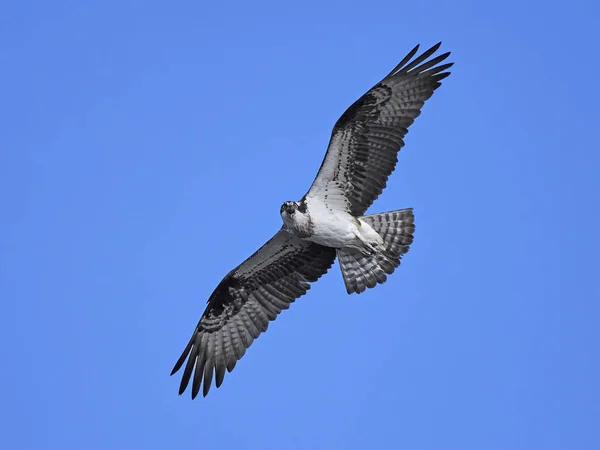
[{"left": 337, "top": 208, "right": 415, "bottom": 294}]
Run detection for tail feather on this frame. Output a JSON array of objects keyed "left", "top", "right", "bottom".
[{"left": 338, "top": 208, "right": 415, "bottom": 294}]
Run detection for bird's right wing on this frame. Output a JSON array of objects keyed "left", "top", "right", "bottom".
[
  {"left": 171, "top": 228, "right": 337, "bottom": 398},
  {"left": 304, "top": 43, "right": 452, "bottom": 215}
]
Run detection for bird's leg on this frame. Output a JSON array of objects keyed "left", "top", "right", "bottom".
[{"left": 352, "top": 229, "right": 378, "bottom": 255}]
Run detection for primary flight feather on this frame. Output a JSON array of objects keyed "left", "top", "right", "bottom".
[{"left": 171, "top": 42, "right": 453, "bottom": 398}]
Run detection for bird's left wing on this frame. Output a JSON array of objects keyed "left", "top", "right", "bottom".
[{"left": 171, "top": 228, "right": 336, "bottom": 398}]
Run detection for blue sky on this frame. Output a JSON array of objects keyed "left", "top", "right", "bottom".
[{"left": 1, "top": 0, "right": 599, "bottom": 449}]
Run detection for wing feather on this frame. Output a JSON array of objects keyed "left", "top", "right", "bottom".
[
  {"left": 214, "top": 332, "right": 227, "bottom": 388},
  {"left": 171, "top": 228, "right": 336, "bottom": 398},
  {"left": 305, "top": 43, "right": 452, "bottom": 215}
]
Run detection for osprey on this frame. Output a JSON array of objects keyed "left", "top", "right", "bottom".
[{"left": 172, "top": 43, "right": 452, "bottom": 398}]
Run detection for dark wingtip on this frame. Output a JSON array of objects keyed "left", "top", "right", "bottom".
[
  {"left": 171, "top": 357, "right": 184, "bottom": 376},
  {"left": 170, "top": 337, "right": 194, "bottom": 376},
  {"left": 215, "top": 361, "right": 226, "bottom": 388},
  {"left": 191, "top": 363, "right": 202, "bottom": 399},
  {"left": 191, "top": 386, "right": 199, "bottom": 400},
  {"left": 383, "top": 43, "right": 420, "bottom": 80},
  {"left": 170, "top": 359, "right": 183, "bottom": 376},
  {"left": 384, "top": 42, "right": 450, "bottom": 80},
  {"left": 178, "top": 380, "right": 188, "bottom": 396}
]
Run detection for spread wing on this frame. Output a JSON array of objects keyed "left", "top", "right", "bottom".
[
  {"left": 171, "top": 229, "right": 336, "bottom": 398},
  {"left": 304, "top": 43, "right": 453, "bottom": 215}
]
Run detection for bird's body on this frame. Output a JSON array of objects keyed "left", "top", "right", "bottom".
[
  {"left": 282, "top": 198, "right": 383, "bottom": 253},
  {"left": 171, "top": 43, "right": 453, "bottom": 398}
]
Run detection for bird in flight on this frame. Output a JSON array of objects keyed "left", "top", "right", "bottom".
[{"left": 172, "top": 43, "right": 453, "bottom": 398}]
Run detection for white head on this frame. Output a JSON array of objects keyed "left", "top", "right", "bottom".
[{"left": 280, "top": 200, "right": 312, "bottom": 236}]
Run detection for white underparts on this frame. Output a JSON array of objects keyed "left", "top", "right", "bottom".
[{"left": 283, "top": 196, "right": 382, "bottom": 253}]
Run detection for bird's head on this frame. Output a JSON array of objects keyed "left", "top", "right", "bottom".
[
  {"left": 280, "top": 200, "right": 310, "bottom": 234},
  {"left": 280, "top": 201, "right": 298, "bottom": 217}
]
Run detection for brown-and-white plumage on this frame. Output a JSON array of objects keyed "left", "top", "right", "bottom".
[{"left": 172, "top": 43, "right": 452, "bottom": 398}]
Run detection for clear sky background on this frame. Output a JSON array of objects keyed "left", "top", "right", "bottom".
[{"left": 2, "top": 1, "right": 599, "bottom": 449}]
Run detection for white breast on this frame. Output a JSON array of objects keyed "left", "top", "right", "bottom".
[{"left": 305, "top": 197, "right": 360, "bottom": 249}]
